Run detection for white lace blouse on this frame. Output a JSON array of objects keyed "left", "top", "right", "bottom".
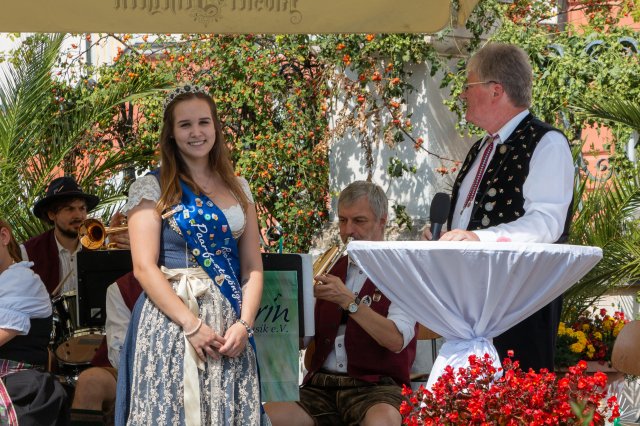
[{"left": 123, "top": 174, "right": 254, "bottom": 240}]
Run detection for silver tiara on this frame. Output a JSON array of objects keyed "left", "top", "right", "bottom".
[{"left": 162, "top": 83, "right": 210, "bottom": 112}]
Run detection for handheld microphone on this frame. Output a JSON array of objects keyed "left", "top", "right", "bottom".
[{"left": 429, "top": 192, "right": 451, "bottom": 241}]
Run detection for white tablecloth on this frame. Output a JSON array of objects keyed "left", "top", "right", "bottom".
[{"left": 347, "top": 241, "right": 602, "bottom": 389}]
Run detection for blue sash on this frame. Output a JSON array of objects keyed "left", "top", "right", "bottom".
[
  {"left": 175, "top": 179, "right": 264, "bottom": 416},
  {"left": 174, "top": 179, "right": 243, "bottom": 317}
]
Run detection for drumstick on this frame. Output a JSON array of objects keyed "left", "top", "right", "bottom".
[{"left": 51, "top": 269, "right": 73, "bottom": 298}]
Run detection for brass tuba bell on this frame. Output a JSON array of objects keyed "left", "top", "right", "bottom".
[{"left": 78, "top": 218, "right": 128, "bottom": 250}]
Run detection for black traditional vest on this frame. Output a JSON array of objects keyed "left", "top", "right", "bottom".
[
  {"left": 0, "top": 316, "right": 52, "bottom": 366},
  {"left": 448, "top": 114, "right": 572, "bottom": 242}
]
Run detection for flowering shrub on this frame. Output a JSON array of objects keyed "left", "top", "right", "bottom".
[
  {"left": 400, "top": 354, "right": 620, "bottom": 425},
  {"left": 556, "top": 308, "right": 629, "bottom": 367}
]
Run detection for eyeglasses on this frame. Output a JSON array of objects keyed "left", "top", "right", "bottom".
[{"left": 462, "top": 80, "right": 499, "bottom": 91}]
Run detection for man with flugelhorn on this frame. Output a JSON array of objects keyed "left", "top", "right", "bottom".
[
  {"left": 21, "top": 176, "right": 131, "bottom": 424},
  {"left": 21, "top": 176, "right": 129, "bottom": 295},
  {"left": 266, "top": 181, "right": 418, "bottom": 426}
]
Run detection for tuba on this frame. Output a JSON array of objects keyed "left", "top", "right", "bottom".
[
  {"left": 312, "top": 237, "right": 352, "bottom": 285},
  {"left": 78, "top": 218, "right": 128, "bottom": 250}
]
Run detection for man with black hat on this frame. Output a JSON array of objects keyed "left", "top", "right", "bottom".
[{"left": 20, "top": 176, "right": 128, "bottom": 295}]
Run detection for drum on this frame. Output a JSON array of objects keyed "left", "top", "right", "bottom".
[
  {"left": 55, "top": 329, "right": 104, "bottom": 365},
  {"left": 52, "top": 291, "right": 78, "bottom": 332},
  {"left": 51, "top": 291, "right": 83, "bottom": 350},
  {"left": 54, "top": 329, "right": 104, "bottom": 384}
]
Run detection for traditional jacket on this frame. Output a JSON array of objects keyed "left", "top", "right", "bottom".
[
  {"left": 448, "top": 113, "right": 572, "bottom": 242},
  {"left": 305, "top": 256, "right": 418, "bottom": 387},
  {"left": 23, "top": 229, "right": 60, "bottom": 295}
]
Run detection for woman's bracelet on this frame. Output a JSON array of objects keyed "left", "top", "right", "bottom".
[
  {"left": 237, "top": 319, "right": 254, "bottom": 338},
  {"left": 184, "top": 318, "right": 203, "bottom": 337}
]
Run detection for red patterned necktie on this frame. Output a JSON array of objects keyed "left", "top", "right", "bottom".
[{"left": 462, "top": 134, "right": 497, "bottom": 210}]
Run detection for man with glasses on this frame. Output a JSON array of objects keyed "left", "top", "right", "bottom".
[{"left": 423, "top": 43, "right": 574, "bottom": 371}]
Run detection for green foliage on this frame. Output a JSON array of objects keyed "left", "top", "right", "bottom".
[
  {"left": 450, "top": 0, "right": 640, "bottom": 145},
  {"left": 565, "top": 168, "right": 640, "bottom": 320},
  {"left": 3, "top": 32, "right": 446, "bottom": 252},
  {"left": 96, "top": 33, "right": 453, "bottom": 251},
  {"left": 564, "top": 64, "right": 640, "bottom": 321},
  {"left": 100, "top": 34, "right": 332, "bottom": 252},
  {"left": 0, "top": 34, "right": 169, "bottom": 242}
]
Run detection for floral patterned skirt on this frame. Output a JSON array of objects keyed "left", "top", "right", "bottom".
[{"left": 127, "top": 278, "right": 263, "bottom": 426}]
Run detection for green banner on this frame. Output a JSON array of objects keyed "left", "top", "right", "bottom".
[{"left": 254, "top": 270, "right": 300, "bottom": 402}]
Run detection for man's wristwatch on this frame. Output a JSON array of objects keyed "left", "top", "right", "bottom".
[{"left": 347, "top": 296, "right": 361, "bottom": 314}]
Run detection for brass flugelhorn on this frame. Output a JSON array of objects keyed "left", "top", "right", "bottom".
[
  {"left": 78, "top": 206, "right": 183, "bottom": 250},
  {"left": 78, "top": 218, "right": 128, "bottom": 250},
  {"left": 312, "top": 237, "right": 353, "bottom": 285}
]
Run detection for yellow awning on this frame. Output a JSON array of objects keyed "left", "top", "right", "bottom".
[{"left": 2, "top": 0, "right": 479, "bottom": 34}]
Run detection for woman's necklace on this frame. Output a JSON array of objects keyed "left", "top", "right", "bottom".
[{"left": 199, "top": 174, "right": 215, "bottom": 196}]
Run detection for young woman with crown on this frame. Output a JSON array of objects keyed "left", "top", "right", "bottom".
[{"left": 116, "top": 84, "right": 268, "bottom": 425}]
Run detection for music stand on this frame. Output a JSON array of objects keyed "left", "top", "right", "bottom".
[
  {"left": 257, "top": 252, "right": 311, "bottom": 402},
  {"left": 76, "top": 249, "right": 133, "bottom": 328},
  {"left": 261, "top": 253, "right": 309, "bottom": 337}
]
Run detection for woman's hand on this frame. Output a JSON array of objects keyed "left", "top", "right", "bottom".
[
  {"left": 218, "top": 322, "right": 250, "bottom": 358},
  {"left": 185, "top": 322, "right": 226, "bottom": 362}
]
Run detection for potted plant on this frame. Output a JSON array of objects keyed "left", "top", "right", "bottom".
[
  {"left": 555, "top": 308, "right": 629, "bottom": 373},
  {"left": 401, "top": 354, "right": 620, "bottom": 425}
]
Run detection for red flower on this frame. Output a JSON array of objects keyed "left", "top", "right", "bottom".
[
  {"left": 399, "top": 400, "right": 412, "bottom": 416},
  {"left": 401, "top": 384, "right": 412, "bottom": 396},
  {"left": 414, "top": 137, "right": 424, "bottom": 150},
  {"left": 401, "top": 355, "right": 619, "bottom": 425}
]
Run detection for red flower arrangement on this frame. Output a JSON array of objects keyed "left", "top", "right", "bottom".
[{"left": 400, "top": 354, "right": 620, "bottom": 425}]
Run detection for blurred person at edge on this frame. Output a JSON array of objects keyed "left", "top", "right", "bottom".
[{"left": 0, "top": 218, "right": 69, "bottom": 425}]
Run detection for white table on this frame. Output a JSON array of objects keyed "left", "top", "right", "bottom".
[{"left": 347, "top": 241, "right": 602, "bottom": 389}]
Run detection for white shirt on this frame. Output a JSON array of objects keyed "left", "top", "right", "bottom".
[
  {"left": 20, "top": 237, "right": 82, "bottom": 294},
  {"left": 0, "top": 261, "right": 52, "bottom": 334},
  {"left": 452, "top": 110, "right": 574, "bottom": 243},
  {"left": 105, "top": 282, "right": 130, "bottom": 368},
  {"left": 321, "top": 261, "right": 416, "bottom": 373}
]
